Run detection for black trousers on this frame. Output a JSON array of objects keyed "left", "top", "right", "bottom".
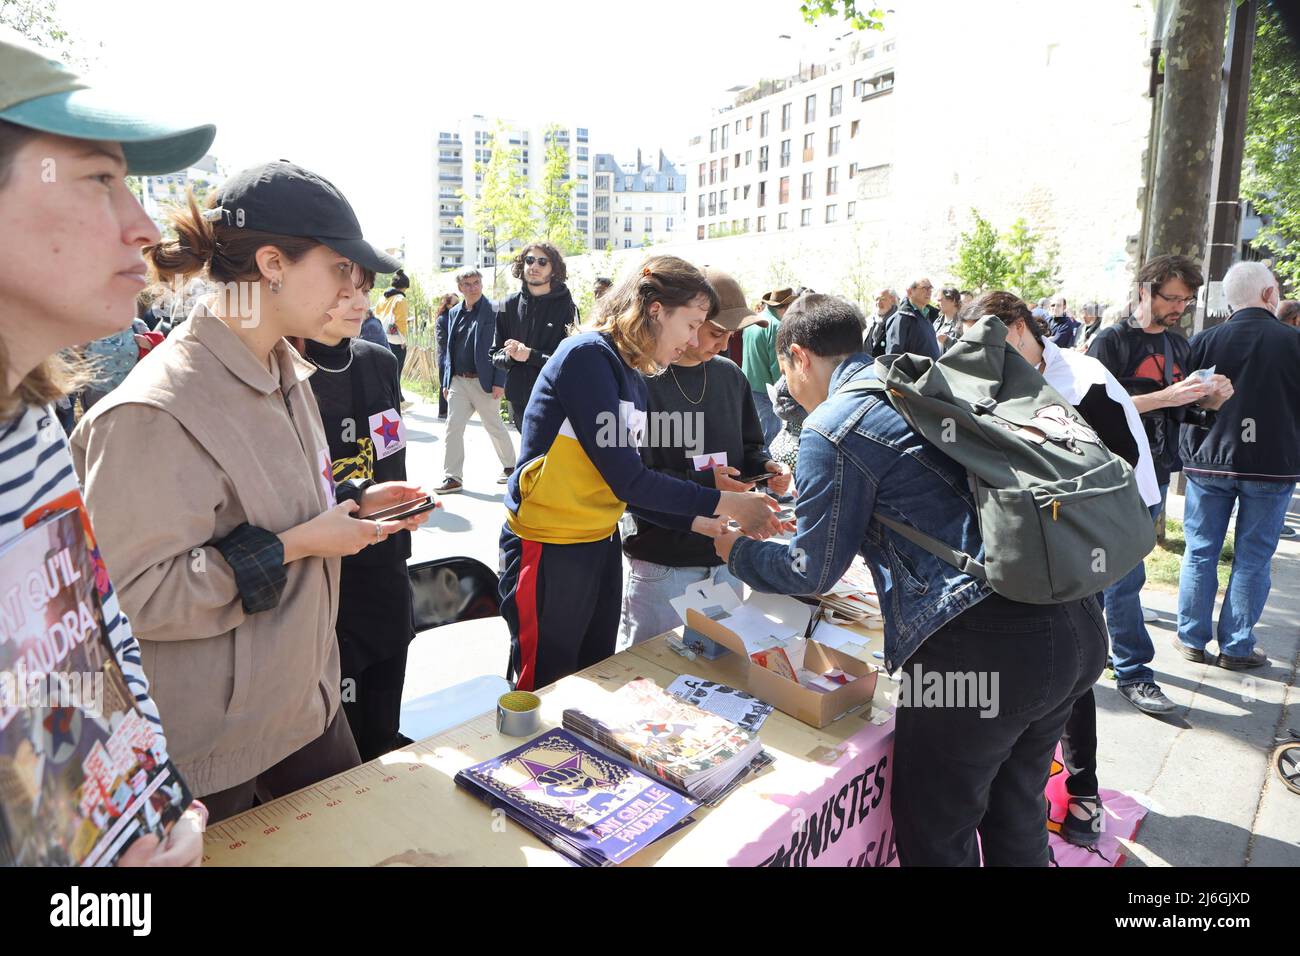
[
  {"left": 509, "top": 401, "right": 527, "bottom": 433},
  {"left": 498, "top": 526, "right": 623, "bottom": 691},
  {"left": 341, "top": 647, "right": 410, "bottom": 762},
  {"left": 892, "top": 593, "right": 1107, "bottom": 866},
  {"left": 389, "top": 343, "right": 406, "bottom": 377},
  {"left": 1059, "top": 688, "right": 1099, "bottom": 796}
]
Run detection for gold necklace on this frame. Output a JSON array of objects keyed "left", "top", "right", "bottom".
[{"left": 669, "top": 362, "right": 707, "bottom": 404}]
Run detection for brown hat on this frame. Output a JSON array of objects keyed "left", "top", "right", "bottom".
[
  {"left": 760, "top": 286, "right": 798, "bottom": 309},
  {"left": 703, "top": 267, "right": 768, "bottom": 331}
]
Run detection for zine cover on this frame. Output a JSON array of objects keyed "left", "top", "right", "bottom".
[
  {"left": 454, "top": 728, "right": 696, "bottom": 866},
  {"left": 0, "top": 509, "right": 191, "bottom": 866}
]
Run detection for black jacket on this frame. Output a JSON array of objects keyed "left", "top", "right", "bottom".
[
  {"left": 886, "top": 301, "right": 941, "bottom": 359},
  {"left": 864, "top": 308, "right": 896, "bottom": 358},
  {"left": 1180, "top": 307, "right": 1300, "bottom": 482},
  {"left": 490, "top": 283, "right": 577, "bottom": 406},
  {"left": 1087, "top": 317, "right": 1202, "bottom": 484}
]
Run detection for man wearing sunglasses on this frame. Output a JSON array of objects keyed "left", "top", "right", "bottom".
[
  {"left": 491, "top": 242, "right": 578, "bottom": 431},
  {"left": 1087, "top": 254, "right": 1233, "bottom": 716}
]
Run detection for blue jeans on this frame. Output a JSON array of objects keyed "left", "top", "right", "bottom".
[
  {"left": 618, "top": 560, "right": 740, "bottom": 647},
  {"left": 1101, "top": 484, "right": 1167, "bottom": 687},
  {"left": 1177, "top": 474, "right": 1295, "bottom": 658},
  {"left": 751, "top": 389, "right": 781, "bottom": 449}
]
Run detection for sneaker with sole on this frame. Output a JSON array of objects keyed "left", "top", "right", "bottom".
[
  {"left": 497, "top": 468, "right": 512, "bottom": 484},
  {"left": 1061, "top": 795, "right": 1103, "bottom": 847},
  {"left": 1141, "top": 606, "right": 1160, "bottom": 623},
  {"left": 1118, "top": 681, "right": 1177, "bottom": 715},
  {"left": 1217, "top": 648, "right": 1268, "bottom": 670},
  {"left": 1280, "top": 525, "right": 1296, "bottom": 539},
  {"left": 435, "top": 477, "right": 463, "bottom": 494},
  {"left": 1170, "top": 637, "right": 1207, "bottom": 663}
]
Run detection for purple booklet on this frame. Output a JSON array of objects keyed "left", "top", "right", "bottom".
[{"left": 454, "top": 728, "right": 696, "bottom": 866}]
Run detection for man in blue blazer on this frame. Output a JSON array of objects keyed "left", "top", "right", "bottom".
[{"left": 435, "top": 267, "right": 517, "bottom": 493}]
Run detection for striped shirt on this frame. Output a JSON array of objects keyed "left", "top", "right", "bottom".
[{"left": 0, "top": 403, "right": 165, "bottom": 735}]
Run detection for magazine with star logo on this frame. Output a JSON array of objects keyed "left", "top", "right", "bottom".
[
  {"left": 453, "top": 728, "right": 696, "bottom": 867},
  {"left": 0, "top": 509, "right": 192, "bottom": 866}
]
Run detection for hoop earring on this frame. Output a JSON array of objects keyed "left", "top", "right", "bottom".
[{"left": 269, "top": 277, "right": 282, "bottom": 295}]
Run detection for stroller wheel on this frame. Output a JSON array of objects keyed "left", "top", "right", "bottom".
[{"left": 1273, "top": 741, "right": 1300, "bottom": 795}]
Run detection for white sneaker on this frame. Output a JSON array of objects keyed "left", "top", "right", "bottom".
[{"left": 1142, "top": 606, "right": 1159, "bottom": 623}]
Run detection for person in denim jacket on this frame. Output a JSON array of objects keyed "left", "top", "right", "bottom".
[{"left": 715, "top": 294, "right": 1108, "bottom": 866}]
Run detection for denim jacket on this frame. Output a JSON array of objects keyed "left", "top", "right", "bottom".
[{"left": 727, "top": 354, "right": 992, "bottom": 673}]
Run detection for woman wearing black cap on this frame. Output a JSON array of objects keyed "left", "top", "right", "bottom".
[{"left": 71, "top": 162, "right": 430, "bottom": 822}]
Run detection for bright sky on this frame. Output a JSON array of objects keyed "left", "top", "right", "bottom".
[{"left": 57, "top": 0, "right": 884, "bottom": 250}]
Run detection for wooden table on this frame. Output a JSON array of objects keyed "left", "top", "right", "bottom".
[{"left": 201, "top": 624, "right": 898, "bottom": 867}]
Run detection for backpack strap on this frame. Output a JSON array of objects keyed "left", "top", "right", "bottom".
[{"left": 834, "top": 373, "right": 989, "bottom": 583}]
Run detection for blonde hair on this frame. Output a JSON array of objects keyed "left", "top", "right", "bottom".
[{"left": 586, "top": 255, "right": 719, "bottom": 375}]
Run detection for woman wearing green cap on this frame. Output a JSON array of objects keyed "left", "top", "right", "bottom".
[{"left": 0, "top": 27, "right": 217, "bottom": 865}]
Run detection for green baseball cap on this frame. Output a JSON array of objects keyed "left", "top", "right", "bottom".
[{"left": 0, "top": 28, "right": 215, "bottom": 175}]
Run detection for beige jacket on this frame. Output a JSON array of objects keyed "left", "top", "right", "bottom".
[{"left": 70, "top": 304, "right": 341, "bottom": 796}]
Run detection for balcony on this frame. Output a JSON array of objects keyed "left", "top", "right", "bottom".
[{"left": 439, "top": 174, "right": 461, "bottom": 182}]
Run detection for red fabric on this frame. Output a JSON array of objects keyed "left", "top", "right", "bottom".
[{"left": 514, "top": 540, "right": 543, "bottom": 691}]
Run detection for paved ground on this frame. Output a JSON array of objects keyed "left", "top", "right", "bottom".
[{"left": 400, "top": 396, "right": 1299, "bottom": 866}]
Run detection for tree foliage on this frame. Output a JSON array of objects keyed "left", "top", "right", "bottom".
[
  {"left": 1243, "top": 4, "right": 1300, "bottom": 288},
  {"left": 951, "top": 209, "right": 1059, "bottom": 301},
  {"left": 538, "top": 125, "right": 584, "bottom": 255},
  {"left": 457, "top": 122, "right": 532, "bottom": 287},
  {"left": 0, "top": 0, "right": 81, "bottom": 62},
  {"left": 799, "top": 0, "right": 886, "bottom": 32}
]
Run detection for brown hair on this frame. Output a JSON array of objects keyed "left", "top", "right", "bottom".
[
  {"left": 143, "top": 189, "right": 320, "bottom": 286},
  {"left": 0, "top": 120, "right": 89, "bottom": 416},
  {"left": 961, "top": 291, "right": 1047, "bottom": 344},
  {"left": 510, "top": 242, "right": 568, "bottom": 284},
  {"left": 1278, "top": 299, "right": 1300, "bottom": 326},
  {"left": 587, "top": 255, "right": 719, "bottom": 375},
  {"left": 1137, "top": 254, "right": 1204, "bottom": 295}
]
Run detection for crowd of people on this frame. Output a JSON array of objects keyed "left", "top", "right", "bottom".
[{"left": 3, "top": 27, "right": 1297, "bottom": 869}]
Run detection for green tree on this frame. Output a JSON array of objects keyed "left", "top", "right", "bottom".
[
  {"left": 1003, "top": 218, "right": 1060, "bottom": 303},
  {"left": 1, "top": 0, "right": 82, "bottom": 63},
  {"left": 951, "top": 209, "right": 1011, "bottom": 292},
  {"left": 799, "top": 0, "right": 886, "bottom": 31},
  {"left": 537, "top": 125, "right": 583, "bottom": 255},
  {"left": 457, "top": 122, "right": 533, "bottom": 288},
  {"left": 1244, "top": 4, "right": 1300, "bottom": 288}
]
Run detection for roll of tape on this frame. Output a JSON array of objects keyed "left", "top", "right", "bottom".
[{"left": 496, "top": 691, "right": 542, "bottom": 737}]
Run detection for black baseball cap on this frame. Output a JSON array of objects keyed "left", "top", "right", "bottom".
[{"left": 208, "top": 160, "right": 400, "bottom": 274}]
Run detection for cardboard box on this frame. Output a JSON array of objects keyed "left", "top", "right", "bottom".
[{"left": 685, "top": 595, "right": 878, "bottom": 729}]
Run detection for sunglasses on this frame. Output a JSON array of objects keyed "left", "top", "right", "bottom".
[{"left": 524, "top": 255, "right": 549, "bottom": 267}]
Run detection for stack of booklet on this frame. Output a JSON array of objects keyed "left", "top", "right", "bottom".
[
  {"left": 562, "top": 678, "right": 770, "bottom": 805},
  {"left": 454, "top": 728, "right": 697, "bottom": 867},
  {"left": 819, "top": 555, "right": 883, "bottom": 627}
]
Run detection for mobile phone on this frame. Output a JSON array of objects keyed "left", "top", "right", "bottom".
[
  {"left": 365, "top": 495, "right": 436, "bottom": 522},
  {"left": 739, "top": 472, "right": 774, "bottom": 484}
]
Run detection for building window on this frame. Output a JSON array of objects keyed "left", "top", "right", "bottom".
[
  {"left": 864, "top": 46, "right": 876, "bottom": 59},
  {"left": 803, "top": 132, "right": 814, "bottom": 162},
  {"left": 707, "top": 191, "right": 716, "bottom": 215},
  {"left": 698, "top": 195, "right": 706, "bottom": 217},
  {"left": 735, "top": 119, "right": 741, "bottom": 134},
  {"left": 761, "top": 110, "right": 770, "bottom": 136},
  {"left": 595, "top": 238, "right": 608, "bottom": 250},
  {"left": 853, "top": 78, "right": 867, "bottom": 97},
  {"left": 830, "top": 85, "right": 842, "bottom": 117},
  {"left": 825, "top": 204, "right": 837, "bottom": 223},
  {"left": 801, "top": 208, "right": 812, "bottom": 227},
  {"left": 710, "top": 128, "right": 718, "bottom": 152},
  {"left": 666, "top": 216, "right": 674, "bottom": 230},
  {"left": 801, "top": 171, "right": 814, "bottom": 200},
  {"left": 733, "top": 187, "right": 739, "bottom": 199},
  {"left": 757, "top": 215, "right": 766, "bottom": 233},
  {"left": 758, "top": 145, "right": 769, "bottom": 172},
  {"left": 847, "top": 201, "right": 856, "bottom": 219},
  {"left": 778, "top": 212, "right": 788, "bottom": 229},
  {"left": 624, "top": 216, "right": 633, "bottom": 231},
  {"left": 746, "top": 116, "right": 753, "bottom": 131},
  {"left": 826, "top": 166, "right": 838, "bottom": 196},
  {"left": 805, "top": 94, "right": 816, "bottom": 123},
  {"left": 884, "top": 40, "right": 895, "bottom": 52},
  {"left": 719, "top": 192, "right": 728, "bottom": 214},
  {"left": 577, "top": 201, "right": 589, "bottom": 214},
  {"left": 709, "top": 160, "right": 717, "bottom": 184},
  {"left": 577, "top": 146, "right": 589, "bottom": 161},
  {"left": 779, "top": 176, "right": 790, "bottom": 204},
  {"left": 645, "top": 216, "right": 653, "bottom": 231},
  {"left": 780, "top": 139, "right": 791, "bottom": 168},
  {"left": 757, "top": 180, "right": 767, "bottom": 208},
  {"left": 828, "top": 125, "right": 841, "bottom": 157},
  {"left": 721, "top": 156, "right": 729, "bottom": 182},
  {"left": 851, "top": 119, "right": 860, "bottom": 139},
  {"left": 625, "top": 239, "right": 632, "bottom": 248},
  {"left": 744, "top": 149, "right": 752, "bottom": 165},
  {"left": 596, "top": 216, "right": 609, "bottom": 232},
  {"left": 596, "top": 195, "right": 609, "bottom": 211},
  {"left": 721, "top": 125, "right": 729, "bottom": 149},
  {"left": 697, "top": 225, "right": 705, "bottom": 240},
  {"left": 781, "top": 103, "right": 792, "bottom": 131}
]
